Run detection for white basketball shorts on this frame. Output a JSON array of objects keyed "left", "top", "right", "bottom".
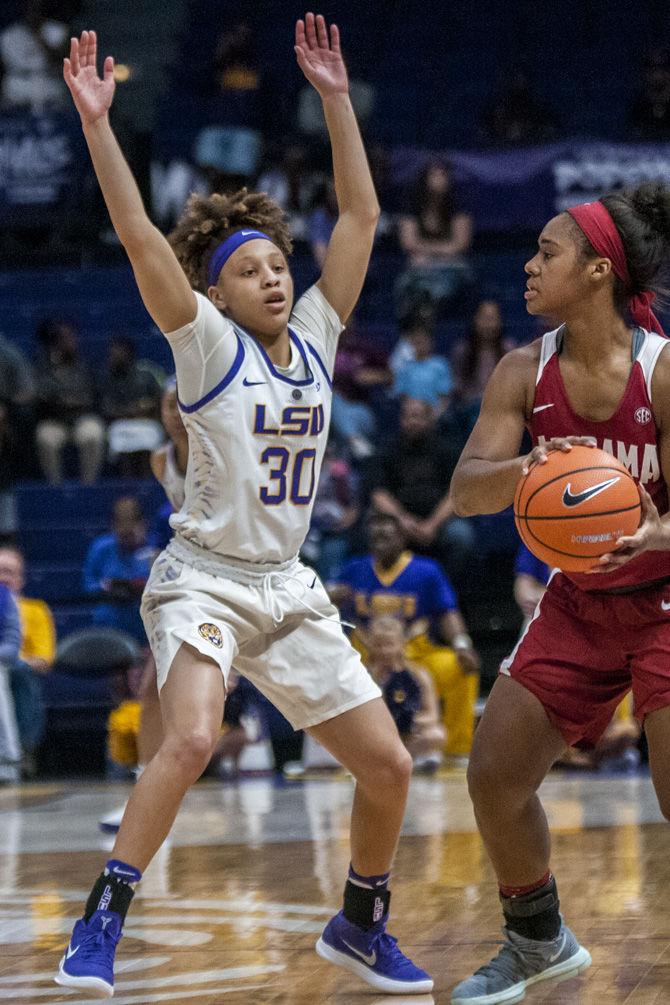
[{"left": 140, "top": 536, "right": 381, "bottom": 730}]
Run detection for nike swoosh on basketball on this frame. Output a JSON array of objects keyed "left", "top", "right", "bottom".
[
  {"left": 342, "top": 939, "right": 377, "bottom": 966},
  {"left": 562, "top": 477, "right": 620, "bottom": 508},
  {"left": 662, "top": 600, "right": 670, "bottom": 611},
  {"left": 243, "top": 378, "right": 266, "bottom": 387},
  {"left": 532, "top": 403, "right": 555, "bottom": 413},
  {"left": 548, "top": 933, "right": 567, "bottom": 963},
  {"left": 65, "top": 944, "right": 79, "bottom": 959}
]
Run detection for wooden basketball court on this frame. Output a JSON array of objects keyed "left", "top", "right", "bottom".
[{"left": 1, "top": 769, "right": 669, "bottom": 1003}]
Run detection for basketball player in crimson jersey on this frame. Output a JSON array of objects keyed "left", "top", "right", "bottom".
[{"left": 448, "top": 181, "right": 670, "bottom": 1004}]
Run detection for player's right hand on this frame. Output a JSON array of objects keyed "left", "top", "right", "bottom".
[
  {"left": 63, "top": 30, "right": 115, "bottom": 125},
  {"left": 520, "top": 436, "right": 596, "bottom": 476}
]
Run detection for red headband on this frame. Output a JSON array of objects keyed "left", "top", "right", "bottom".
[{"left": 567, "top": 200, "right": 665, "bottom": 336}]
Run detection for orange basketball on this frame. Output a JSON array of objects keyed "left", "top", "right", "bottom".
[{"left": 514, "top": 445, "right": 641, "bottom": 572}]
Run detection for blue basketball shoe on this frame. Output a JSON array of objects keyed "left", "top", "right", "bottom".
[
  {"left": 55, "top": 910, "right": 123, "bottom": 998},
  {"left": 316, "top": 910, "right": 433, "bottom": 994}
]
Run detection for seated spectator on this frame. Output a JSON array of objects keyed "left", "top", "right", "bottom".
[
  {"left": 449, "top": 300, "right": 514, "bottom": 437},
  {"left": 368, "top": 397, "right": 476, "bottom": 586},
  {"left": 302, "top": 442, "right": 360, "bottom": 581},
  {"left": 83, "top": 497, "right": 156, "bottom": 644},
  {"left": 194, "top": 21, "right": 263, "bottom": 189},
  {"left": 366, "top": 616, "right": 445, "bottom": 773},
  {"left": 100, "top": 336, "right": 163, "bottom": 478},
  {"left": 629, "top": 48, "right": 670, "bottom": 140},
  {"left": 0, "top": 545, "right": 54, "bottom": 778},
  {"left": 512, "top": 542, "right": 641, "bottom": 772},
  {"left": 0, "top": 581, "right": 21, "bottom": 783},
  {"left": 331, "top": 315, "right": 392, "bottom": 459},
  {"left": 0, "top": 0, "right": 69, "bottom": 113},
  {"left": 331, "top": 511, "right": 479, "bottom": 762},
  {"left": 389, "top": 303, "right": 435, "bottom": 378},
  {"left": 0, "top": 332, "right": 35, "bottom": 409},
  {"left": 256, "top": 142, "right": 312, "bottom": 239},
  {"left": 0, "top": 401, "right": 22, "bottom": 540},
  {"left": 396, "top": 160, "right": 472, "bottom": 318},
  {"left": 394, "top": 315, "right": 453, "bottom": 413},
  {"left": 481, "top": 68, "right": 560, "bottom": 145},
  {"left": 34, "top": 318, "right": 105, "bottom": 484}
]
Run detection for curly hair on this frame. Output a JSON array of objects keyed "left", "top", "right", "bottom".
[{"left": 168, "top": 188, "right": 293, "bottom": 292}]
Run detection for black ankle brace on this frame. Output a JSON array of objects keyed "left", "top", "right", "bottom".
[
  {"left": 84, "top": 872, "right": 136, "bottom": 923},
  {"left": 343, "top": 879, "right": 391, "bottom": 930},
  {"left": 500, "top": 875, "right": 561, "bottom": 942}
]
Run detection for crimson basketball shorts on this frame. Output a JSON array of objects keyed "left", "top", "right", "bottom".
[{"left": 500, "top": 572, "right": 670, "bottom": 747}]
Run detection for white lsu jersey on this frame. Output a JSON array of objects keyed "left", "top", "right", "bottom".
[{"left": 163, "top": 285, "right": 342, "bottom": 566}]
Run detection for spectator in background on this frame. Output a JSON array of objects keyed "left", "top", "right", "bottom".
[
  {"left": 481, "top": 68, "right": 560, "bottom": 145},
  {"left": 83, "top": 497, "right": 155, "bottom": 644},
  {"left": 100, "top": 336, "right": 163, "bottom": 477},
  {"left": 302, "top": 442, "right": 360, "bottom": 581},
  {"left": 0, "top": 0, "right": 69, "bottom": 113},
  {"left": 629, "top": 48, "right": 670, "bottom": 140},
  {"left": 366, "top": 616, "right": 445, "bottom": 773},
  {"left": 256, "top": 142, "right": 313, "bottom": 239},
  {"left": 0, "top": 545, "right": 54, "bottom": 777},
  {"left": 331, "top": 512, "right": 479, "bottom": 762},
  {"left": 449, "top": 299, "right": 514, "bottom": 437},
  {"left": 0, "top": 333, "right": 34, "bottom": 408},
  {"left": 396, "top": 160, "right": 473, "bottom": 318},
  {"left": 331, "top": 314, "right": 391, "bottom": 460},
  {"left": 394, "top": 314, "right": 453, "bottom": 414},
  {"left": 0, "top": 582, "right": 21, "bottom": 783},
  {"left": 0, "top": 402, "right": 22, "bottom": 540},
  {"left": 194, "top": 21, "right": 263, "bottom": 190},
  {"left": 307, "top": 176, "right": 338, "bottom": 270},
  {"left": 34, "top": 319, "right": 105, "bottom": 484},
  {"left": 369, "top": 397, "right": 476, "bottom": 586}
]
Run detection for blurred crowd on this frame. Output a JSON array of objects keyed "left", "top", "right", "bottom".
[{"left": 0, "top": 2, "right": 648, "bottom": 783}]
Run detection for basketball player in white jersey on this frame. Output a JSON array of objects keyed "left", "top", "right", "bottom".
[{"left": 56, "top": 16, "right": 432, "bottom": 998}]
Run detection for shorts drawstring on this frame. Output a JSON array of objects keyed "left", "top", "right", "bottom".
[{"left": 262, "top": 570, "right": 354, "bottom": 631}]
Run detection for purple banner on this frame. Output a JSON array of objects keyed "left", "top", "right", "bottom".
[{"left": 390, "top": 141, "right": 670, "bottom": 232}]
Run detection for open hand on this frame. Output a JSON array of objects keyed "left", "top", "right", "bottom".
[
  {"left": 295, "top": 13, "right": 348, "bottom": 97},
  {"left": 63, "top": 30, "right": 115, "bottom": 125},
  {"left": 589, "top": 483, "right": 667, "bottom": 573}
]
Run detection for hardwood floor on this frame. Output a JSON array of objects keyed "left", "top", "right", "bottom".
[{"left": 1, "top": 770, "right": 669, "bottom": 1003}]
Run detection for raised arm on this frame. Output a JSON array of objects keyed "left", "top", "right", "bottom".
[
  {"left": 295, "top": 14, "right": 380, "bottom": 323},
  {"left": 63, "top": 31, "right": 196, "bottom": 333}
]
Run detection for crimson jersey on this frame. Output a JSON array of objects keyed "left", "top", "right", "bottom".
[{"left": 529, "top": 325, "right": 670, "bottom": 592}]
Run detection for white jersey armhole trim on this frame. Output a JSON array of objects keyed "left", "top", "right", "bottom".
[
  {"left": 535, "top": 327, "right": 560, "bottom": 386},
  {"left": 636, "top": 329, "right": 669, "bottom": 402}
]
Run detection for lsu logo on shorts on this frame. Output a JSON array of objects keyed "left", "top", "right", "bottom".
[{"left": 198, "top": 622, "right": 223, "bottom": 649}]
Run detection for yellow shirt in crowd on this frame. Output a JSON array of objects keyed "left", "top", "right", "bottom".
[{"left": 18, "top": 596, "right": 56, "bottom": 668}]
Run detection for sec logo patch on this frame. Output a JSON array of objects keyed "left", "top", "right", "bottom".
[
  {"left": 198, "top": 623, "right": 223, "bottom": 648},
  {"left": 635, "top": 407, "right": 652, "bottom": 424}
]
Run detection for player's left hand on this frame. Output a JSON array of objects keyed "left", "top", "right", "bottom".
[
  {"left": 589, "top": 484, "right": 667, "bottom": 573},
  {"left": 295, "top": 13, "right": 348, "bottom": 97}
]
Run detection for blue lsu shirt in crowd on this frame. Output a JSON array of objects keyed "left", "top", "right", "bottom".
[{"left": 337, "top": 551, "right": 458, "bottom": 633}]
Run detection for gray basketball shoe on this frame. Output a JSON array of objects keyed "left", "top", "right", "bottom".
[{"left": 451, "top": 923, "right": 591, "bottom": 1004}]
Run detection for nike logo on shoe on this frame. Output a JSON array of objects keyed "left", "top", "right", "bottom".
[
  {"left": 65, "top": 944, "right": 79, "bottom": 959},
  {"left": 562, "top": 477, "right": 620, "bottom": 508},
  {"left": 342, "top": 939, "right": 377, "bottom": 966},
  {"left": 532, "top": 403, "right": 555, "bottom": 413},
  {"left": 243, "top": 378, "right": 266, "bottom": 387},
  {"left": 548, "top": 933, "right": 567, "bottom": 963}
]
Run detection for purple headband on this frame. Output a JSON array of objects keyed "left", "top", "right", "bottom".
[{"left": 206, "top": 229, "right": 272, "bottom": 286}]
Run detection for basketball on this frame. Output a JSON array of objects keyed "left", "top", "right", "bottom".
[{"left": 514, "top": 445, "right": 642, "bottom": 572}]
